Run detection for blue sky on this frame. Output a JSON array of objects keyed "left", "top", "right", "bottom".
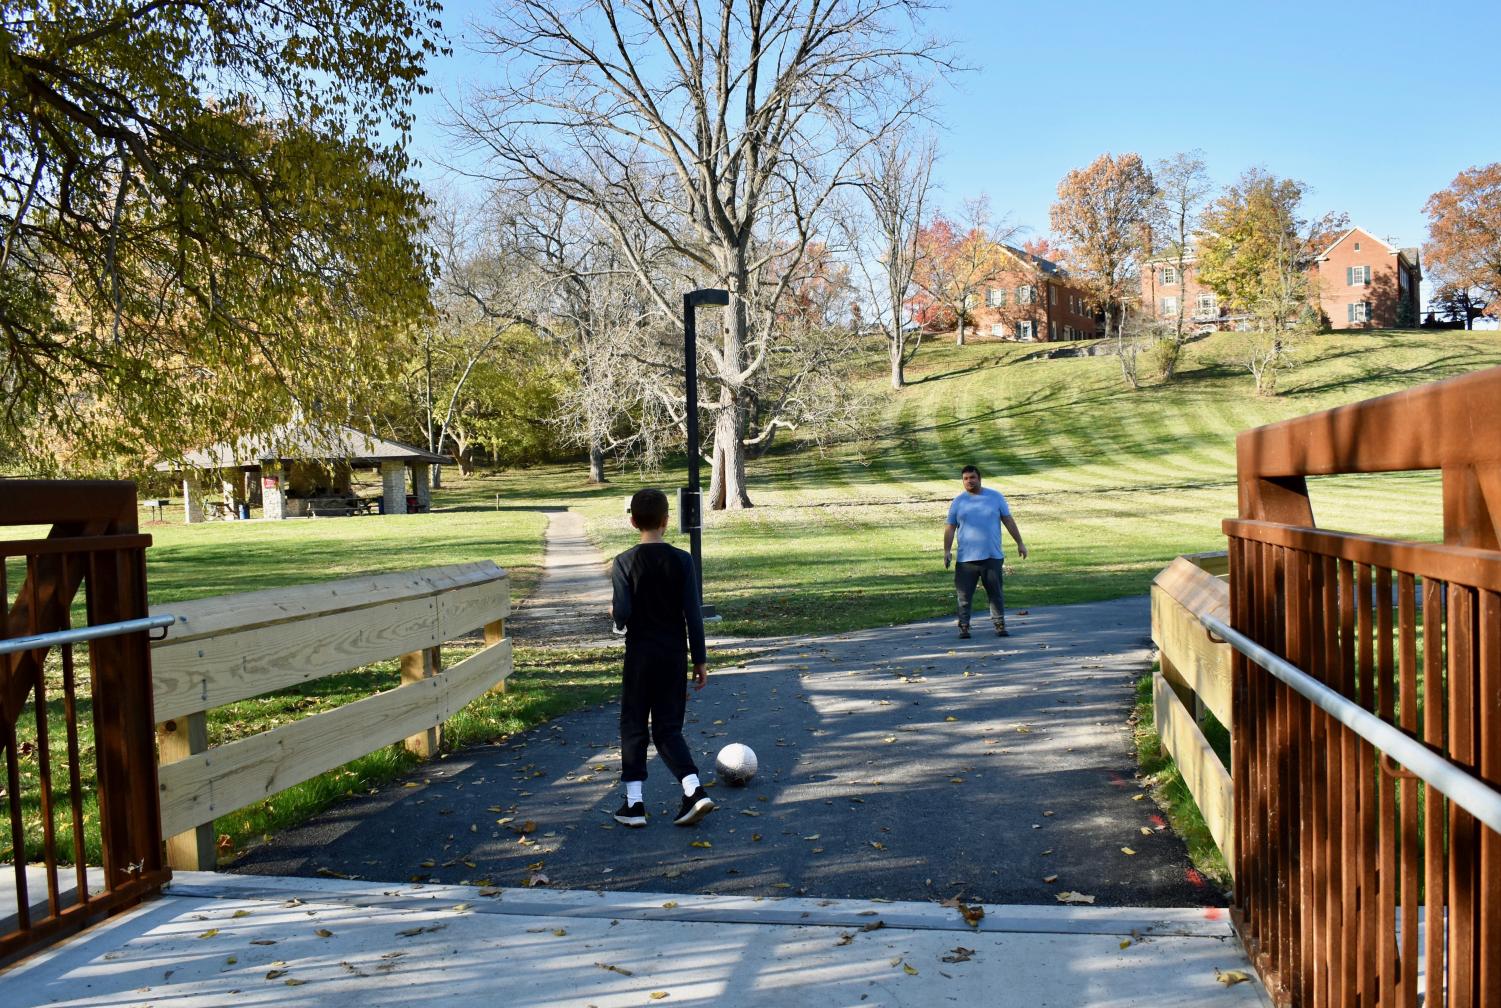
[{"left": 409, "top": 0, "right": 1501, "bottom": 301}]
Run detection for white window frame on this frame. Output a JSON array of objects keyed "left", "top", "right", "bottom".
[
  {"left": 1162, "top": 266, "right": 1178, "bottom": 285},
  {"left": 1016, "top": 320, "right": 1034, "bottom": 340},
  {"left": 1196, "top": 293, "right": 1216, "bottom": 316},
  {"left": 1017, "top": 284, "right": 1034, "bottom": 305},
  {"left": 986, "top": 287, "right": 1004, "bottom": 308},
  {"left": 1161, "top": 295, "right": 1179, "bottom": 317},
  {"left": 990, "top": 323, "right": 1004, "bottom": 338}
]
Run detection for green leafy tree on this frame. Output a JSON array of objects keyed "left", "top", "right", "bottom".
[{"left": 0, "top": 0, "right": 443, "bottom": 472}]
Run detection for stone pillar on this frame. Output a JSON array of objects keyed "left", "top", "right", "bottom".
[
  {"left": 262, "top": 464, "right": 287, "bottom": 521},
  {"left": 413, "top": 464, "right": 432, "bottom": 510},
  {"left": 182, "top": 478, "right": 203, "bottom": 525},
  {"left": 381, "top": 460, "right": 408, "bottom": 515}
]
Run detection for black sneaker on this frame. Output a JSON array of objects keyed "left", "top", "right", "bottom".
[
  {"left": 613, "top": 801, "right": 647, "bottom": 827},
  {"left": 994, "top": 623, "right": 1010, "bottom": 637},
  {"left": 674, "top": 787, "right": 716, "bottom": 826},
  {"left": 958, "top": 624, "right": 971, "bottom": 639}
]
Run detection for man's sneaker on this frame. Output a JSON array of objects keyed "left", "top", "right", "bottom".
[
  {"left": 674, "top": 787, "right": 716, "bottom": 826},
  {"left": 994, "top": 623, "right": 1010, "bottom": 637},
  {"left": 958, "top": 624, "right": 971, "bottom": 639},
  {"left": 613, "top": 801, "right": 647, "bottom": 827}
]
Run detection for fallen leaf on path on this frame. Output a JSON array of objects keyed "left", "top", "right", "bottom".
[
  {"left": 835, "top": 933, "right": 854, "bottom": 946},
  {"left": 1140, "top": 827, "right": 1153, "bottom": 835},
  {"left": 803, "top": 834, "right": 820, "bottom": 841},
  {"left": 859, "top": 921, "right": 885, "bottom": 932},
  {"left": 250, "top": 939, "right": 277, "bottom": 946},
  {"left": 1043, "top": 874, "right": 1058, "bottom": 883},
  {"left": 314, "top": 928, "right": 334, "bottom": 938},
  {"left": 315, "top": 867, "right": 351, "bottom": 879},
  {"left": 942, "top": 947, "right": 975, "bottom": 964},
  {"left": 649, "top": 992, "right": 670, "bottom": 1000},
  {"left": 1121, "top": 847, "right": 1136, "bottom": 856},
  {"left": 552, "top": 928, "right": 567, "bottom": 937},
  {"left": 903, "top": 963, "right": 919, "bottom": 975},
  {"left": 690, "top": 840, "right": 712, "bottom": 849},
  {"left": 284, "top": 978, "right": 306, "bottom": 986},
  {"left": 1131, "top": 793, "right": 1145, "bottom": 801},
  {"left": 944, "top": 716, "right": 958, "bottom": 722},
  {"left": 661, "top": 901, "right": 678, "bottom": 909},
  {"left": 523, "top": 872, "right": 550, "bottom": 887},
  {"left": 198, "top": 929, "right": 219, "bottom": 939},
  {"left": 1120, "top": 939, "right": 1132, "bottom": 949},
  {"left": 231, "top": 910, "right": 251, "bottom": 919},
  {"left": 1056, "top": 891, "right": 1096, "bottom": 904},
  {"left": 265, "top": 970, "right": 287, "bottom": 980},
  {"left": 869, "top": 841, "right": 885, "bottom": 850},
  {"left": 595, "top": 962, "right": 633, "bottom": 976},
  {"left": 1215, "top": 968, "right": 1252, "bottom": 986}
]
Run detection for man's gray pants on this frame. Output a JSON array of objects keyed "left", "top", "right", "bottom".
[{"left": 955, "top": 557, "right": 1005, "bottom": 628}]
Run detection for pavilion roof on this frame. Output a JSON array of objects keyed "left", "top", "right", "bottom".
[{"left": 155, "top": 423, "right": 447, "bottom": 471}]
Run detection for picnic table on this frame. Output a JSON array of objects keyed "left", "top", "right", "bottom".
[{"left": 305, "top": 495, "right": 376, "bottom": 518}]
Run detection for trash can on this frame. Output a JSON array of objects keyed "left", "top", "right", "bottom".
[
  {"left": 376, "top": 498, "right": 385, "bottom": 515},
  {"left": 236, "top": 503, "right": 251, "bottom": 520}
]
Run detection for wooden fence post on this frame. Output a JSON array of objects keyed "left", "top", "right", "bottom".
[
  {"left": 157, "top": 713, "right": 216, "bottom": 870},
  {"left": 401, "top": 646, "right": 442, "bottom": 757},
  {"left": 486, "top": 618, "right": 506, "bottom": 694}
]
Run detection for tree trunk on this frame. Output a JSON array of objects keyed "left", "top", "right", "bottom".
[
  {"left": 955, "top": 314, "right": 966, "bottom": 346},
  {"left": 708, "top": 397, "right": 752, "bottom": 510},
  {"left": 588, "top": 437, "right": 607, "bottom": 484},
  {"left": 890, "top": 335, "right": 905, "bottom": 389},
  {"left": 432, "top": 465, "right": 444, "bottom": 488}
]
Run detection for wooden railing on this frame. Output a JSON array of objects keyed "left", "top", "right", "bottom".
[
  {"left": 1226, "top": 365, "right": 1501, "bottom": 1008},
  {"left": 1, "top": 481, "right": 169, "bottom": 965},
  {"left": 1150, "top": 551, "right": 1233, "bottom": 873},
  {"left": 152, "top": 562, "right": 511, "bottom": 870}
]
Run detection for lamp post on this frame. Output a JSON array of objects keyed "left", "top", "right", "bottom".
[{"left": 682, "top": 287, "right": 729, "bottom": 620}]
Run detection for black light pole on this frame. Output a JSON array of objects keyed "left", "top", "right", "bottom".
[{"left": 682, "top": 287, "right": 729, "bottom": 620}]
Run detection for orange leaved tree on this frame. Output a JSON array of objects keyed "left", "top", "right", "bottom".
[{"left": 1424, "top": 164, "right": 1501, "bottom": 324}]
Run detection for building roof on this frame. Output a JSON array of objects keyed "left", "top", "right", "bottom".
[
  {"left": 1002, "top": 244, "right": 1067, "bottom": 277},
  {"left": 155, "top": 423, "right": 447, "bottom": 471}
]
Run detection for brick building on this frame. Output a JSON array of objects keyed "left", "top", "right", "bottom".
[
  {"left": 1140, "top": 225, "right": 1422, "bottom": 332},
  {"left": 1311, "top": 227, "right": 1421, "bottom": 329},
  {"left": 931, "top": 245, "right": 1099, "bottom": 342}
]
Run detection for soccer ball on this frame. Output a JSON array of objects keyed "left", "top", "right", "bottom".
[{"left": 715, "top": 743, "right": 758, "bottom": 787}]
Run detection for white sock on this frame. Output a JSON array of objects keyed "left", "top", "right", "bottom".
[
  {"left": 681, "top": 774, "right": 700, "bottom": 797},
  {"left": 625, "top": 781, "right": 643, "bottom": 805}
]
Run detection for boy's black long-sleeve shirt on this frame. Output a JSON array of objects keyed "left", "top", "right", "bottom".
[{"left": 610, "top": 542, "right": 707, "bottom": 665}]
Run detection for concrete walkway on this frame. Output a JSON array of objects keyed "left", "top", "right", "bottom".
[{"left": 2, "top": 872, "right": 1266, "bottom": 1007}]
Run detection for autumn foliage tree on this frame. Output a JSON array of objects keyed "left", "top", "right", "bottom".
[
  {"left": 913, "top": 203, "right": 1014, "bottom": 346},
  {"left": 0, "top": 0, "right": 443, "bottom": 473},
  {"left": 1423, "top": 164, "right": 1501, "bottom": 325},
  {"left": 1049, "top": 153, "right": 1155, "bottom": 341}
]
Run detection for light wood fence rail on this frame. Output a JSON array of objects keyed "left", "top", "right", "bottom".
[
  {"left": 149, "top": 562, "right": 511, "bottom": 870},
  {"left": 1149, "top": 550, "right": 1234, "bottom": 875}
]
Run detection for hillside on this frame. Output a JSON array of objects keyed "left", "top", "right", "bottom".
[{"left": 530, "top": 328, "right": 1501, "bottom": 636}]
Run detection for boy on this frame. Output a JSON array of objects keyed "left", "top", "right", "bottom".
[{"left": 609, "top": 488, "right": 715, "bottom": 827}]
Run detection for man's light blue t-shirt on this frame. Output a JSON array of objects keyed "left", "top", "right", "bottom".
[{"left": 946, "top": 488, "right": 1011, "bottom": 563}]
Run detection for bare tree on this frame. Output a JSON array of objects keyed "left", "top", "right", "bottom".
[
  {"left": 1149, "top": 151, "right": 1212, "bottom": 375},
  {"left": 842, "top": 129, "right": 936, "bottom": 389},
  {"left": 454, "top": 0, "right": 949, "bottom": 508}
]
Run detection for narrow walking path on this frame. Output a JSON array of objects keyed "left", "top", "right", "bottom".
[
  {"left": 230, "top": 592, "right": 1218, "bottom": 908},
  {"left": 504, "top": 508, "right": 618, "bottom": 648}
]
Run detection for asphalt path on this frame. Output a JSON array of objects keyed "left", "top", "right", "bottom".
[{"left": 229, "top": 594, "right": 1223, "bottom": 909}]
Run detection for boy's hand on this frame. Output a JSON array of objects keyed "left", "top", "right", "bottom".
[
  {"left": 692, "top": 663, "right": 708, "bottom": 690},
  {"left": 944, "top": 549, "right": 952, "bottom": 569}
]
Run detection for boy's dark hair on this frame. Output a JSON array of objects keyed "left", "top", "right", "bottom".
[
  {"left": 961, "top": 464, "right": 981, "bottom": 477},
  {"left": 629, "top": 488, "right": 670, "bottom": 529}
]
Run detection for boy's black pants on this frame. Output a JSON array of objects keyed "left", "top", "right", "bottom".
[{"left": 620, "top": 653, "right": 699, "bottom": 783}]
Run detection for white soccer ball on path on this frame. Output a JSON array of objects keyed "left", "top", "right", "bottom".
[{"left": 715, "top": 743, "right": 758, "bottom": 787}]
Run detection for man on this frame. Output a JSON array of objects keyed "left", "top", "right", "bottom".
[{"left": 943, "top": 464, "right": 1027, "bottom": 639}]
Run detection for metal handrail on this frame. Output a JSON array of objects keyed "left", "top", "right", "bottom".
[
  {"left": 0, "top": 614, "right": 176, "bottom": 657},
  {"left": 1198, "top": 610, "right": 1501, "bottom": 836}
]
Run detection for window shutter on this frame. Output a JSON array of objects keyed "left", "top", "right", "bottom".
[
  {"left": 1346, "top": 266, "right": 1353, "bottom": 286},
  {"left": 1364, "top": 267, "right": 1371, "bottom": 286},
  {"left": 1347, "top": 303, "right": 1355, "bottom": 323}
]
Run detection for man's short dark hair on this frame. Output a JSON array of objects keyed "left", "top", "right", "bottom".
[
  {"left": 961, "top": 464, "right": 981, "bottom": 477},
  {"left": 629, "top": 488, "right": 669, "bottom": 529}
]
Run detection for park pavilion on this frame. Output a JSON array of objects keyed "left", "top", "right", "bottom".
[{"left": 156, "top": 422, "right": 445, "bottom": 522}]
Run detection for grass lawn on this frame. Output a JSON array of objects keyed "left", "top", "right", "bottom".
[{"left": 493, "top": 328, "right": 1500, "bottom": 638}]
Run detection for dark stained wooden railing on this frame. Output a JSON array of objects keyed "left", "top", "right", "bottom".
[
  {"left": 1, "top": 481, "right": 169, "bottom": 966},
  {"left": 1228, "top": 365, "right": 1501, "bottom": 1007}
]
